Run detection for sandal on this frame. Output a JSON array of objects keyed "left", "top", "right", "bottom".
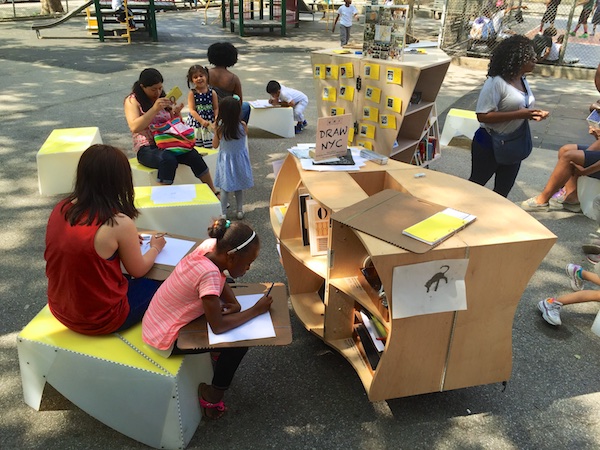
[{"left": 199, "top": 383, "right": 227, "bottom": 420}]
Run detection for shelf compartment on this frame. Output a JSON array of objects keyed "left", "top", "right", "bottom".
[
  {"left": 329, "top": 277, "right": 389, "bottom": 325},
  {"left": 280, "top": 237, "right": 328, "bottom": 279},
  {"left": 349, "top": 170, "right": 407, "bottom": 197},
  {"left": 290, "top": 292, "right": 325, "bottom": 338}
]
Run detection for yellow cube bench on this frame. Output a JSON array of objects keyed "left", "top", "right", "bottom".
[
  {"left": 17, "top": 306, "right": 212, "bottom": 449},
  {"left": 134, "top": 183, "right": 221, "bottom": 239},
  {"left": 36, "top": 127, "right": 103, "bottom": 196},
  {"left": 129, "top": 148, "right": 218, "bottom": 187},
  {"left": 439, "top": 108, "right": 480, "bottom": 146}
]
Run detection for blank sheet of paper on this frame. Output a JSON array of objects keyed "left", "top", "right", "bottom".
[
  {"left": 141, "top": 236, "right": 196, "bottom": 266},
  {"left": 208, "top": 294, "right": 275, "bottom": 345}
]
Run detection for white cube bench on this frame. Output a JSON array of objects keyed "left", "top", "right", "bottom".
[
  {"left": 134, "top": 183, "right": 221, "bottom": 239},
  {"left": 248, "top": 105, "right": 295, "bottom": 138},
  {"left": 578, "top": 176, "right": 600, "bottom": 221},
  {"left": 17, "top": 306, "right": 212, "bottom": 449},
  {"left": 129, "top": 148, "right": 218, "bottom": 187},
  {"left": 37, "top": 127, "right": 103, "bottom": 196},
  {"left": 440, "top": 108, "right": 480, "bottom": 146}
]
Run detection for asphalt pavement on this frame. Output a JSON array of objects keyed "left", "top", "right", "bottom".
[{"left": 2, "top": 7, "right": 600, "bottom": 450}]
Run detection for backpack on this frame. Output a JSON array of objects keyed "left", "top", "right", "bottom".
[{"left": 470, "top": 17, "right": 495, "bottom": 40}]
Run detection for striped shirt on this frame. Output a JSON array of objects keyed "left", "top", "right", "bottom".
[{"left": 142, "top": 239, "right": 225, "bottom": 350}]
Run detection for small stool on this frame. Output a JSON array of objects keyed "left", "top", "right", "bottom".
[
  {"left": 129, "top": 148, "right": 219, "bottom": 187},
  {"left": 17, "top": 306, "right": 212, "bottom": 449},
  {"left": 134, "top": 183, "right": 221, "bottom": 238},
  {"left": 439, "top": 109, "right": 480, "bottom": 146},
  {"left": 578, "top": 176, "right": 600, "bottom": 221},
  {"left": 248, "top": 105, "right": 295, "bottom": 138},
  {"left": 36, "top": 127, "right": 103, "bottom": 196}
]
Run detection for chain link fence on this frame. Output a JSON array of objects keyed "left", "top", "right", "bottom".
[{"left": 434, "top": 0, "right": 600, "bottom": 68}]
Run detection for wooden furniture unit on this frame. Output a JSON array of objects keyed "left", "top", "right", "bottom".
[
  {"left": 270, "top": 155, "right": 556, "bottom": 401},
  {"left": 311, "top": 49, "right": 450, "bottom": 165}
]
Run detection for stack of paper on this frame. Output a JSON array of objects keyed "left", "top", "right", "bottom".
[
  {"left": 289, "top": 144, "right": 368, "bottom": 172},
  {"left": 402, "top": 208, "right": 476, "bottom": 246}
]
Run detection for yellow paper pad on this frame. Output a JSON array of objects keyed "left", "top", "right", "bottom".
[{"left": 402, "top": 208, "right": 476, "bottom": 245}]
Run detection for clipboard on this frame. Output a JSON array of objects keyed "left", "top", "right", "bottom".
[
  {"left": 136, "top": 229, "right": 200, "bottom": 281},
  {"left": 176, "top": 283, "right": 292, "bottom": 350}
]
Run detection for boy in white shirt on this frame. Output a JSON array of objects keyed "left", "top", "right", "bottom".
[
  {"left": 266, "top": 80, "right": 309, "bottom": 134},
  {"left": 332, "top": 0, "right": 359, "bottom": 46}
]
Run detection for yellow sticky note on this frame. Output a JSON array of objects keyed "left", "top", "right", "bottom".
[
  {"left": 325, "top": 65, "right": 339, "bottom": 80},
  {"left": 323, "top": 87, "right": 337, "bottom": 102},
  {"left": 339, "top": 84, "right": 355, "bottom": 101},
  {"left": 331, "top": 106, "right": 345, "bottom": 116},
  {"left": 348, "top": 126, "right": 355, "bottom": 143},
  {"left": 365, "top": 86, "right": 382, "bottom": 103},
  {"left": 359, "top": 123, "right": 376, "bottom": 139},
  {"left": 385, "top": 96, "right": 402, "bottom": 114},
  {"left": 385, "top": 67, "right": 403, "bottom": 85},
  {"left": 364, "top": 63, "right": 380, "bottom": 80},
  {"left": 362, "top": 106, "right": 379, "bottom": 123},
  {"left": 380, "top": 114, "right": 397, "bottom": 129},
  {"left": 339, "top": 63, "right": 354, "bottom": 79}
]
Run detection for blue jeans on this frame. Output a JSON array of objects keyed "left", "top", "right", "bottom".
[
  {"left": 241, "top": 101, "right": 251, "bottom": 124},
  {"left": 468, "top": 128, "right": 521, "bottom": 198},
  {"left": 117, "top": 276, "right": 162, "bottom": 332},
  {"left": 137, "top": 145, "right": 209, "bottom": 184}
]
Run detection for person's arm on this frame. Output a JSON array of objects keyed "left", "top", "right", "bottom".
[
  {"left": 477, "top": 108, "right": 549, "bottom": 123},
  {"left": 202, "top": 291, "right": 272, "bottom": 334},
  {"left": 332, "top": 12, "right": 340, "bottom": 31},
  {"left": 98, "top": 215, "right": 166, "bottom": 278},
  {"left": 188, "top": 90, "right": 205, "bottom": 127},
  {"left": 219, "top": 282, "right": 242, "bottom": 315},
  {"left": 211, "top": 89, "right": 219, "bottom": 127},
  {"left": 595, "top": 62, "right": 600, "bottom": 93},
  {"left": 124, "top": 95, "right": 172, "bottom": 133},
  {"left": 212, "top": 128, "right": 221, "bottom": 148},
  {"left": 231, "top": 74, "right": 244, "bottom": 104}
]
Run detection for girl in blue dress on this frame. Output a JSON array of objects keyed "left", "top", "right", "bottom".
[
  {"left": 185, "top": 65, "right": 218, "bottom": 148},
  {"left": 212, "top": 97, "right": 254, "bottom": 220}
]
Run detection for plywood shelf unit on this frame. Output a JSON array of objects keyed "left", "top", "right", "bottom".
[
  {"left": 311, "top": 49, "right": 450, "bottom": 166},
  {"left": 270, "top": 154, "right": 556, "bottom": 401}
]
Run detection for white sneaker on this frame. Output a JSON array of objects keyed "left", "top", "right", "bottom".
[
  {"left": 538, "top": 298, "right": 563, "bottom": 326},
  {"left": 566, "top": 263, "right": 584, "bottom": 290}
]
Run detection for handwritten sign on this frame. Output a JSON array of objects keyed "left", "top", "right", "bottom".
[{"left": 314, "top": 113, "right": 352, "bottom": 162}]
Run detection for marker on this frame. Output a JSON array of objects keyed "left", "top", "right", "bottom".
[
  {"left": 154, "top": 232, "right": 169, "bottom": 238},
  {"left": 265, "top": 282, "right": 275, "bottom": 297}
]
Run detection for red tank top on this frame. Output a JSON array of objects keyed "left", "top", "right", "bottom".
[{"left": 44, "top": 200, "right": 129, "bottom": 335}]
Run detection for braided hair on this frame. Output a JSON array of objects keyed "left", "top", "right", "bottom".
[{"left": 488, "top": 35, "right": 536, "bottom": 81}]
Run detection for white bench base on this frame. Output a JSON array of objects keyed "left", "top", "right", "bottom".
[
  {"left": 440, "top": 108, "right": 479, "bottom": 146},
  {"left": 578, "top": 176, "right": 600, "bottom": 221},
  {"left": 17, "top": 306, "right": 212, "bottom": 449},
  {"left": 37, "top": 127, "right": 103, "bottom": 196},
  {"left": 248, "top": 106, "right": 295, "bottom": 138}
]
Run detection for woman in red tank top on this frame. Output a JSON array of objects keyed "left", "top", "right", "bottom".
[{"left": 44, "top": 144, "right": 166, "bottom": 335}]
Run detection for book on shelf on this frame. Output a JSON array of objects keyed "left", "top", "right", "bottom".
[
  {"left": 354, "top": 323, "right": 381, "bottom": 370},
  {"left": 306, "top": 199, "right": 330, "bottom": 256},
  {"left": 402, "top": 208, "right": 476, "bottom": 246},
  {"left": 298, "top": 187, "right": 311, "bottom": 246},
  {"left": 273, "top": 204, "right": 288, "bottom": 225}
]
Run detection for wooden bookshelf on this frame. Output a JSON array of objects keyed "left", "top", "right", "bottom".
[{"left": 270, "top": 154, "right": 556, "bottom": 401}]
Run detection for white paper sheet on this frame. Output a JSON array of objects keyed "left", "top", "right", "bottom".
[
  {"left": 249, "top": 99, "right": 272, "bottom": 108},
  {"left": 391, "top": 259, "right": 469, "bottom": 319},
  {"left": 208, "top": 294, "right": 276, "bottom": 345},
  {"left": 151, "top": 184, "right": 196, "bottom": 204},
  {"left": 141, "top": 235, "right": 196, "bottom": 266}
]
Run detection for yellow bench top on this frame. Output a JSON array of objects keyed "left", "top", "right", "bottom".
[
  {"left": 37, "top": 127, "right": 101, "bottom": 155},
  {"left": 134, "top": 183, "right": 218, "bottom": 208},
  {"left": 19, "top": 306, "right": 184, "bottom": 376},
  {"left": 447, "top": 108, "right": 477, "bottom": 119}
]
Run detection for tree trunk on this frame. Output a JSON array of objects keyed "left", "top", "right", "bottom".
[{"left": 41, "top": 0, "right": 65, "bottom": 15}]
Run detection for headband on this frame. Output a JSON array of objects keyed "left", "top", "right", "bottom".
[{"left": 227, "top": 231, "right": 256, "bottom": 254}]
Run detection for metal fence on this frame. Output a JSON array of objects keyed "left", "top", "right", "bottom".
[{"left": 434, "top": 0, "right": 600, "bottom": 68}]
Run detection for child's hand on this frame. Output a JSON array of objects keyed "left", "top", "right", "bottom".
[
  {"left": 589, "top": 126, "right": 600, "bottom": 140},
  {"left": 531, "top": 109, "right": 549, "bottom": 121},
  {"left": 254, "top": 294, "right": 273, "bottom": 314}
]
